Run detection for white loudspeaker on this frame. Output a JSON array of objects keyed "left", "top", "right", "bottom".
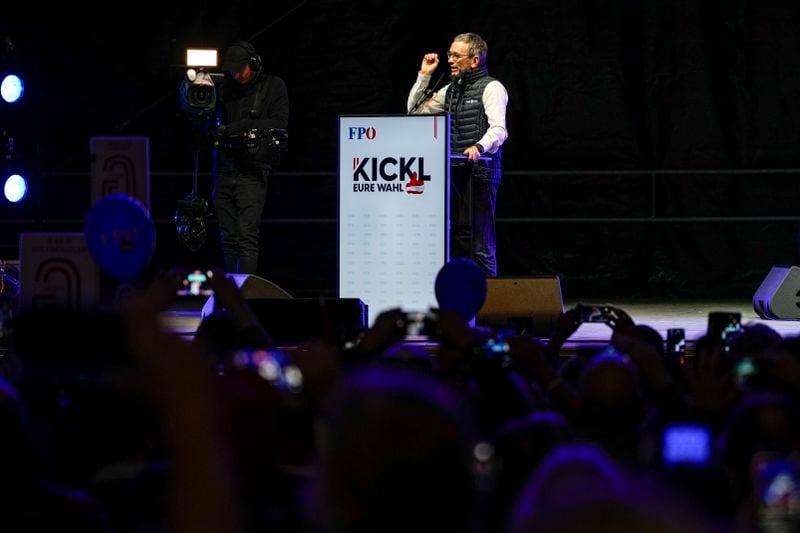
[{"left": 753, "top": 265, "right": 800, "bottom": 320}]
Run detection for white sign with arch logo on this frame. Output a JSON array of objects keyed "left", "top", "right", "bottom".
[{"left": 20, "top": 233, "right": 100, "bottom": 310}]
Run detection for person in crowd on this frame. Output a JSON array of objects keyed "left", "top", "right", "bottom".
[{"left": 314, "top": 364, "right": 476, "bottom": 533}]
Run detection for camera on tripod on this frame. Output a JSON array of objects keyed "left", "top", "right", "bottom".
[
  {"left": 175, "top": 50, "right": 222, "bottom": 251},
  {"left": 174, "top": 194, "right": 209, "bottom": 252},
  {"left": 179, "top": 68, "right": 222, "bottom": 118}
]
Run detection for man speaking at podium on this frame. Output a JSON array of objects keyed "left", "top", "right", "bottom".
[{"left": 407, "top": 32, "right": 508, "bottom": 277}]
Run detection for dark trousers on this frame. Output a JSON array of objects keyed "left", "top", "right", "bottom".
[
  {"left": 450, "top": 163, "right": 500, "bottom": 277},
  {"left": 213, "top": 165, "right": 269, "bottom": 274}
]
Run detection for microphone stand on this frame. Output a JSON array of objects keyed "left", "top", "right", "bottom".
[{"left": 409, "top": 71, "right": 447, "bottom": 113}]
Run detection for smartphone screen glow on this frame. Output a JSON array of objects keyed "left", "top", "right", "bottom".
[{"left": 662, "top": 423, "right": 712, "bottom": 467}]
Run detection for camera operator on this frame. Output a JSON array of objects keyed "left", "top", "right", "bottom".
[{"left": 214, "top": 40, "right": 289, "bottom": 274}]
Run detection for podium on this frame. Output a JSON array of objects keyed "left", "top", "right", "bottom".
[{"left": 338, "top": 115, "right": 451, "bottom": 324}]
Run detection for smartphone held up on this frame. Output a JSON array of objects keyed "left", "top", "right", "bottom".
[
  {"left": 575, "top": 304, "right": 614, "bottom": 324},
  {"left": 706, "top": 311, "right": 742, "bottom": 351},
  {"left": 666, "top": 328, "right": 686, "bottom": 365},
  {"left": 176, "top": 269, "right": 214, "bottom": 297}
]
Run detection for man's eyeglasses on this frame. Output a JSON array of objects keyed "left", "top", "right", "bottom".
[{"left": 446, "top": 52, "right": 473, "bottom": 60}]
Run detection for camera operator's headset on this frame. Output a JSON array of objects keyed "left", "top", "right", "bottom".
[
  {"left": 221, "top": 40, "right": 276, "bottom": 143},
  {"left": 230, "top": 40, "right": 262, "bottom": 72}
]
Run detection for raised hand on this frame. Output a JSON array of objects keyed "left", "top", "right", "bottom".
[
  {"left": 605, "top": 305, "right": 635, "bottom": 330},
  {"left": 420, "top": 52, "right": 439, "bottom": 75},
  {"left": 685, "top": 340, "right": 737, "bottom": 415},
  {"left": 207, "top": 269, "right": 252, "bottom": 320},
  {"left": 507, "top": 334, "right": 551, "bottom": 380},
  {"left": 119, "top": 271, "right": 244, "bottom": 533},
  {"left": 349, "top": 308, "right": 407, "bottom": 358},
  {"left": 545, "top": 307, "right": 581, "bottom": 362},
  {"left": 204, "top": 267, "right": 272, "bottom": 347}
]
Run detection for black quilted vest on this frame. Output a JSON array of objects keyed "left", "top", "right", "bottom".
[{"left": 444, "top": 65, "right": 502, "bottom": 180}]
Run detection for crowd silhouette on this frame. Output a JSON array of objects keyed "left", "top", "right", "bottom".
[{"left": 1, "top": 260, "right": 799, "bottom": 532}]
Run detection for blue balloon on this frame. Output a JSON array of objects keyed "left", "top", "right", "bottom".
[
  {"left": 83, "top": 193, "right": 156, "bottom": 282},
  {"left": 434, "top": 258, "right": 487, "bottom": 321}
]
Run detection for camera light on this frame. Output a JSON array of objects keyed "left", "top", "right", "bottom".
[{"left": 186, "top": 49, "right": 218, "bottom": 68}]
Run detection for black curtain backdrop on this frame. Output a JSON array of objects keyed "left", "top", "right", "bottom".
[{"left": 2, "top": 1, "right": 800, "bottom": 298}]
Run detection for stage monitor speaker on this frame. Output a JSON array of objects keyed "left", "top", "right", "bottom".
[
  {"left": 753, "top": 265, "right": 800, "bottom": 320},
  {"left": 200, "top": 274, "right": 367, "bottom": 345},
  {"left": 229, "top": 273, "right": 293, "bottom": 299},
  {"left": 476, "top": 276, "right": 564, "bottom": 337},
  {"left": 245, "top": 298, "right": 368, "bottom": 346},
  {"left": 201, "top": 273, "right": 292, "bottom": 319}
]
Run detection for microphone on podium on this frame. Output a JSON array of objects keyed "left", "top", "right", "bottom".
[
  {"left": 427, "top": 70, "right": 448, "bottom": 95},
  {"left": 410, "top": 67, "right": 447, "bottom": 113}
]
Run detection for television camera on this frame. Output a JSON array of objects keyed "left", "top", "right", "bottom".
[{"left": 175, "top": 55, "right": 288, "bottom": 252}]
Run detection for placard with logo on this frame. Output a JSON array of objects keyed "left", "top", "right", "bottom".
[
  {"left": 90, "top": 136, "right": 151, "bottom": 210},
  {"left": 338, "top": 114, "right": 450, "bottom": 324},
  {"left": 19, "top": 233, "right": 100, "bottom": 310}
]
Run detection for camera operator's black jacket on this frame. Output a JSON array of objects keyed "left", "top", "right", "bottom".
[{"left": 217, "top": 70, "right": 289, "bottom": 169}]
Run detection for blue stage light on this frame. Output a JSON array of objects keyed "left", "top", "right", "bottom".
[
  {"left": 3, "top": 173, "right": 28, "bottom": 203},
  {"left": 1, "top": 73, "right": 25, "bottom": 104}
]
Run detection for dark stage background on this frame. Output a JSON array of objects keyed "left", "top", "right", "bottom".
[{"left": 2, "top": 1, "right": 800, "bottom": 299}]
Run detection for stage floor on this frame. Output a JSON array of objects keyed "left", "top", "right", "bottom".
[
  {"left": 159, "top": 298, "right": 800, "bottom": 350},
  {"left": 560, "top": 298, "right": 799, "bottom": 348}
]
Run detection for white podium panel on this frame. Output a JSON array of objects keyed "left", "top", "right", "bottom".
[{"left": 338, "top": 115, "right": 450, "bottom": 324}]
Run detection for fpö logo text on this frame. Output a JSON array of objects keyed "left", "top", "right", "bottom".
[{"left": 347, "top": 126, "right": 376, "bottom": 140}]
